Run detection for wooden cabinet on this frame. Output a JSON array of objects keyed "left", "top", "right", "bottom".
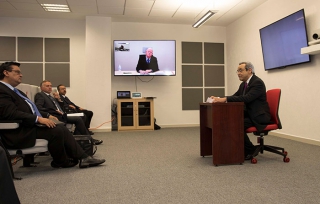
[{"left": 117, "top": 98, "right": 154, "bottom": 131}]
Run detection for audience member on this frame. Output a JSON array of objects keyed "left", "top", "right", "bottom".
[
  {"left": 136, "top": 47, "right": 159, "bottom": 74},
  {"left": 0, "top": 146, "right": 20, "bottom": 204},
  {"left": 34, "top": 80, "right": 103, "bottom": 145},
  {"left": 57, "top": 84, "right": 94, "bottom": 135},
  {"left": 210, "top": 61, "right": 272, "bottom": 160},
  {"left": 0, "top": 61, "right": 105, "bottom": 168}
]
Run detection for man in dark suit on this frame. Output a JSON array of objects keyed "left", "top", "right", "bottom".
[
  {"left": 0, "top": 61, "right": 105, "bottom": 168},
  {"left": 210, "top": 62, "right": 271, "bottom": 160},
  {"left": 34, "top": 80, "right": 103, "bottom": 145},
  {"left": 136, "top": 47, "right": 159, "bottom": 74},
  {"left": 57, "top": 84, "right": 94, "bottom": 134},
  {"left": 0, "top": 145, "right": 20, "bottom": 204}
]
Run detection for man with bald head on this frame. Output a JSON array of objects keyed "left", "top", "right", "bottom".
[{"left": 136, "top": 47, "right": 159, "bottom": 74}]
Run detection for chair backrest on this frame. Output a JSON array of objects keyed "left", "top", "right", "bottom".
[{"left": 266, "top": 89, "right": 282, "bottom": 129}]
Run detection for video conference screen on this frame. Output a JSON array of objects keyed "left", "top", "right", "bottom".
[{"left": 113, "top": 40, "right": 176, "bottom": 76}]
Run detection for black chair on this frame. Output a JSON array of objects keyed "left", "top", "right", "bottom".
[{"left": 0, "top": 121, "right": 48, "bottom": 179}]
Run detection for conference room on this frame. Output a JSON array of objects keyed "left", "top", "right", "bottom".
[{"left": 1, "top": 0, "right": 320, "bottom": 203}]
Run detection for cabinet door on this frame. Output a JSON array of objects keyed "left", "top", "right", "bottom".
[
  {"left": 118, "top": 101, "right": 135, "bottom": 129},
  {"left": 136, "top": 100, "right": 154, "bottom": 130}
]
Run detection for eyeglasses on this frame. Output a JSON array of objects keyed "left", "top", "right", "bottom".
[
  {"left": 236, "top": 69, "right": 246, "bottom": 73},
  {"left": 10, "top": 70, "right": 22, "bottom": 75}
]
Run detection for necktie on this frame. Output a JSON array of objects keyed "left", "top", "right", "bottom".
[
  {"left": 49, "top": 95, "right": 64, "bottom": 114},
  {"left": 13, "top": 88, "right": 42, "bottom": 117},
  {"left": 147, "top": 58, "right": 150, "bottom": 64},
  {"left": 244, "top": 82, "right": 248, "bottom": 90},
  {"left": 243, "top": 82, "right": 248, "bottom": 95}
]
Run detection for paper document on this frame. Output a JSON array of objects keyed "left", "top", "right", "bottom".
[
  {"left": 67, "top": 113, "right": 84, "bottom": 117},
  {"left": 206, "top": 97, "right": 214, "bottom": 103}
]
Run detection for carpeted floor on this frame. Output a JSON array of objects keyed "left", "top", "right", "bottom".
[{"left": 12, "top": 127, "right": 320, "bottom": 204}]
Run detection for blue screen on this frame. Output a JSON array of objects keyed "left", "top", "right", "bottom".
[{"left": 260, "top": 9, "right": 310, "bottom": 70}]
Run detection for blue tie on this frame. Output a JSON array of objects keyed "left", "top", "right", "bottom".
[
  {"left": 13, "top": 88, "right": 42, "bottom": 117},
  {"left": 147, "top": 58, "right": 150, "bottom": 64}
]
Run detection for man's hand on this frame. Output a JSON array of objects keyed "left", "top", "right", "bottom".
[
  {"left": 56, "top": 110, "right": 64, "bottom": 115},
  {"left": 210, "top": 96, "right": 227, "bottom": 103},
  {"left": 52, "top": 92, "right": 62, "bottom": 102},
  {"left": 69, "top": 105, "right": 76, "bottom": 110},
  {"left": 48, "top": 115, "right": 58, "bottom": 121},
  {"left": 38, "top": 117, "right": 56, "bottom": 128}
]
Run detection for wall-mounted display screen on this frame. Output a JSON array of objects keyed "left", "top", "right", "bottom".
[
  {"left": 113, "top": 40, "right": 176, "bottom": 76},
  {"left": 259, "top": 9, "right": 310, "bottom": 71}
]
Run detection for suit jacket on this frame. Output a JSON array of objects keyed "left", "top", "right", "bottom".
[
  {"left": 226, "top": 74, "right": 271, "bottom": 132},
  {"left": 60, "top": 94, "right": 79, "bottom": 110},
  {"left": 136, "top": 55, "right": 159, "bottom": 72},
  {"left": 0, "top": 83, "right": 48, "bottom": 149},
  {"left": 34, "top": 92, "right": 67, "bottom": 122}
]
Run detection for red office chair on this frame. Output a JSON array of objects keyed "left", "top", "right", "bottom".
[{"left": 246, "top": 89, "right": 290, "bottom": 164}]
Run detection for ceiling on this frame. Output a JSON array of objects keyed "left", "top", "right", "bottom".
[{"left": 0, "top": 0, "right": 268, "bottom": 27}]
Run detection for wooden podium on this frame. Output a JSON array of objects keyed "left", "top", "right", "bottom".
[{"left": 200, "top": 102, "right": 244, "bottom": 166}]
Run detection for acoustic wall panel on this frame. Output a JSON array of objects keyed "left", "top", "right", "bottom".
[
  {"left": 204, "top": 88, "right": 225, "bottom": 101},
  {"left": 204, "top": 65, "right": 225, "bottom": 87},
  {"left": 20, "top": 63, "right": 43, "bottom": 86},
  {"left": 18, "top": 37, "right": 43, "bottom": 62},
  {"left": 182, "top": 88, "right": 203, "bottom": 110},
  {"left": 0, "top": 36, "right": 70, "bottom": 87},
  {"left": 182, "top": 65, "right": 203, "bottom": 87},
  {"left": 45, "top": 38, "right": 70, "bottom": 62},
  {"left": 181, "top": 42, "right": 202, "bottom": 63},
  {"left": 0, "top": 37, "right": 16, "bottom": 61},
  {"left": 45, "top": 63, "right": 70, "bottom": 87},
  {"left": 204, "top": 43, "right": 224, "bottom": 64},
  {"left": 181, "top": 41, "right": 225, "bottom": 110}
]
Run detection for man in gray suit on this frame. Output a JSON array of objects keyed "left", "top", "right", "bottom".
[{"left": 34, "top": 80, "right": 103, "bottom": 145}]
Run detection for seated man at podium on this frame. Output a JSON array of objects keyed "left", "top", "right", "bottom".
[
  {"left": 210, "top": 61, "right": 271, "bottom": 160},
  {"left": 136, "top": 47, "right": 159, "bottom": 74}
]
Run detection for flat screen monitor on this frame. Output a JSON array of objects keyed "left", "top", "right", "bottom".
[
  {"left": 113, "top": 40, "right": 176, "bottom": 76},
  {"left": 259, "top": 9, "right": 310, "bottom": 71}
]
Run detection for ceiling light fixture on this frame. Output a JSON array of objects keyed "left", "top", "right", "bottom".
[
  {"left": 192, "top": 10, "right": 217, "bottom": 28},
  {"left": 41, "top": 4, "right": 70, "bottom": 12}
]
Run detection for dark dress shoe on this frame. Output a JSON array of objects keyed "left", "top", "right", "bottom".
[
  {"left": 245, "top": 154, "right": 252, "bottom": 160},
  {"left": 89, "top": 131, "right": 94, "bottom": 135},
  {"left": 92, "top": 138, "right": 103, "bottom": 145},
  {"left": 51, "top": 159, "right": 78, "bottom": 168},
  {"left": 245, "top": 146, "right": 260, "bottom": 160},
  {"left": 79, "top": 156, "right": 105, "bottom": 168}
]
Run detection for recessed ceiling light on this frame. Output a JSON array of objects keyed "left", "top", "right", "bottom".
[{"left": 41, "top": 4, "right": 70, "bottom": 12}]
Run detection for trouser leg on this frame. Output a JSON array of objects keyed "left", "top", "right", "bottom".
[
  {"left": 244, "top": 117, "right": 255, "bottom": 156},
  {"left": 36, "top": 126, "right": 68, "bottom": 165},
  {"left": 60, "top": 126, "right": 86, "bottom": 159},
  {"left": 67, "top": 116, "right": 90, "bottom": 135},
  {"left": 82, "top": 110, "right": 93, "bottom": 128}
]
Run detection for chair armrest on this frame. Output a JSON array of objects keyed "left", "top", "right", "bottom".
[{"left": 0, "top": 120, "right": 21, "bottom": 129}]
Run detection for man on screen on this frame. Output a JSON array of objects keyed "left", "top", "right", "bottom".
[{"left": 136, "top": 48, "right": 159, "bottom": 74}]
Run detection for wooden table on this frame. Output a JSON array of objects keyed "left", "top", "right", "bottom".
[{"left": 200, "top": 102, "right": 244, "bottom": 166}]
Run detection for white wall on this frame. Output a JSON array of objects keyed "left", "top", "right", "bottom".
[
  {"left": 0, "top": 17, "right": 113, "bottom": 130},
  {"left": 0, "top": 17, "right": 226, "bottom": 130},
  {"left": 111, "top": 22, "right": 226, "bottom": 127},
  {"left": 226, "top": 0, "right": 320, "bottom": 142}
]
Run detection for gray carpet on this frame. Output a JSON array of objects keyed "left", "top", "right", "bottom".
[{"left": 12, "top": 127, "right": 320, "bottom": 204}]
